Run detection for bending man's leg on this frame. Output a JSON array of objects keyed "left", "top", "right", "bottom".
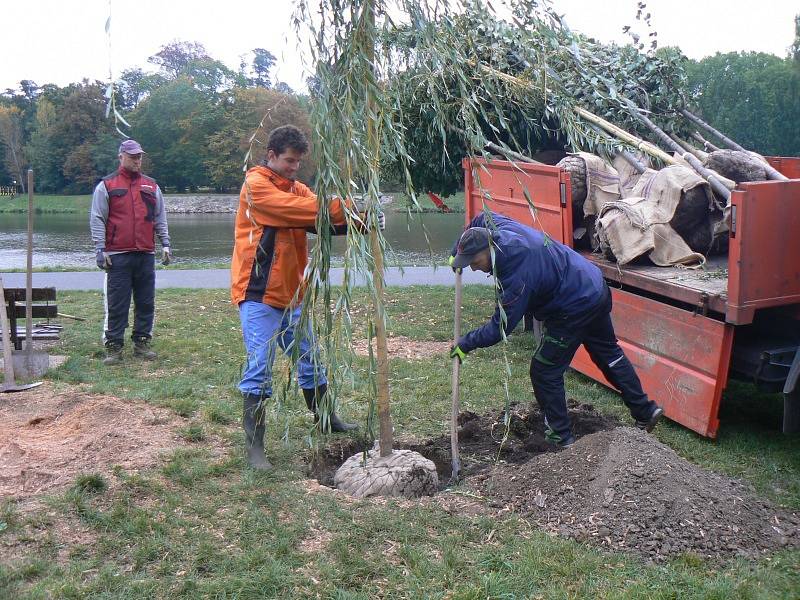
[
  {"left": 530, "top": 321, "right": 582, "bottom": 444},
  {"left": 582, "top": 297, "right": 658, "bottom": 424}
]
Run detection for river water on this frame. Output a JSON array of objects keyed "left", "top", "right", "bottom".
[{"left": 0, "top": 212, "right": 467, "bottom": 269}]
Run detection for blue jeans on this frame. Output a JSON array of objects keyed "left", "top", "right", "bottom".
[{"left": 237, "top": 301, "right": 327, "bottom": 397}]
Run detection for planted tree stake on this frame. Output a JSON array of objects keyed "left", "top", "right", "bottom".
[
  {"left": 450, "top": 269, "right": 462, "bottom": 482},
  {"left": 681, "top": 109, "right": 788, "bottom": 181}
]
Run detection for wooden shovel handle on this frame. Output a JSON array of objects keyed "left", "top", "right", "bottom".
[{"left": 450, "top": 269, "right": 462, "bottom": 480}]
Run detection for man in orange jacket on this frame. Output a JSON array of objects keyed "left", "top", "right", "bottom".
[{"left": 232, "top": 124, "right": 383, "bottom": 470}]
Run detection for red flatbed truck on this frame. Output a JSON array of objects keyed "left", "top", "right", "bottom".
[{"left": 463, "top": 156, "right": 800, "bottom": 438}]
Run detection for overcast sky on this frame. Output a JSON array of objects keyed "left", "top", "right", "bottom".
[{"left": 3, "top": 0, "right": 797, "bottom": 93}]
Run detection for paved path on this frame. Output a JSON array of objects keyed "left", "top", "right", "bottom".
[{"left": 0, "top": 267, "right": 493, "bottom": 291}]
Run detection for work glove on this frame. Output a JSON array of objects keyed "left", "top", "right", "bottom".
[
  {"left": 161, "top": 246, "right": 172, "bottom": 266},
  {"left": 353, "top": 210, "right": 386, "bottom": 233},
  {"left": 353, "top": 197, "right": 386, "bottom": 231},
  {"left": 96, "top": 249, "right": 112, "bottom": 270},
  {"left": 448, "top": 255, "right": 461, "bottom": 273},
  {"left": 450, "top": 345, "right": 467, "bottom": 364}
]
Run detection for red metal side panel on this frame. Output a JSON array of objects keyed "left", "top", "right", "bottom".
[
  {"left": 571, "top": 287, "right": 734, "bottom": 438},
  {"left": 766, "top": 156, "right": 800, "bottom": 180},
  {"left": 726, "top": 179, "right": 800, "bottom": 324},
  {"left": 463, "top": 158, "right": 572, "bottom": 243}
]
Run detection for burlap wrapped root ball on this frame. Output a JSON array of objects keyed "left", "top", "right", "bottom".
[
  {"left": 334, "top": 449, "right": 438, "bottom": 498},
  {"left": 556, "top": 155, "right": 588, "bottom": 223},
  {"left": 704, "top": 150, "right": 768, "bottom": 184},
  {"left": 669, "top": 185, "right": 714, "bottom": 254}
]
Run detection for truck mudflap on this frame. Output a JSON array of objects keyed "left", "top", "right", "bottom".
[
  {"left": 570, "top": 286, "right": 734, "bottom": 438},
  {"left": 784, "top": 348, "right": 800, "bottom": 434}
]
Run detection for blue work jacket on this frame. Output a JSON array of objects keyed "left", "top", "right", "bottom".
[{"left": 457, "top": 212, "right": 606, "bottom": 353}]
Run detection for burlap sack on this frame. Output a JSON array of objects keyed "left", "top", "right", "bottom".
[
  {"left": 571, "top": 152, "right": 621, "bottom": 217},
  {"left": 596, "top": 165, "right": 712, "bottom": 267},
  {"left": 611, "top": 153, "right": 649, "bottom": 198}
]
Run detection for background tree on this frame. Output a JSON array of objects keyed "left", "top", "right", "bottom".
[
  {"left": 147, "top": 41, "right": 211, "bottom": 79},
  {"left": 686, "top": 52, "right": 800, "bottom": 156},
  {"left": 26, "top": 81, "right": 115, "bottom": 193},
  {"left": 250, "top": 48, "right": 277, "bottom": 88},
  {"left": 0, "top": 105, "right": 27, "bottom": 192},
  {"left": 128, "top": 78, "right": 222, "bottom": 191},
  {"left": 205, "top": 87, "right": 313, "bottom": 191},
  {"left": 116, "top": 68, "right": 166, "bottom": 110}
]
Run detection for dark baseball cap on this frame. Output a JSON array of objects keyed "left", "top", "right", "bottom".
[
  {"left": 452, "top": 227, "right": 492, "bottom": 268},
  {"left": 118, "top": 139, "right": 145, "bottom": 155}
]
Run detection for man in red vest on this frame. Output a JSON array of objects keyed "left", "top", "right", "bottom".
[{"left": 90, "top": 139, "right": 171, "bottom": 365}]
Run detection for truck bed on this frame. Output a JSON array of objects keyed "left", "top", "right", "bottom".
[{"left": 587, "top": 254, "right": 729, "bottom": 316}]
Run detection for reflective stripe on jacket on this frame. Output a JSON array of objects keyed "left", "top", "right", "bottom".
[
  {"left": 102, "top": 169, "right": 159, "bottom": 252},
  {"left": 230, "top": 166, "right": 348, "bottom": 309}
]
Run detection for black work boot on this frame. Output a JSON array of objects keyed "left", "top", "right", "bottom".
[
  {"left": 102, "top": 342, "right": 123, "bottom": 366},
  {"left": 133, "top": 337, "right": 157, "bottom": 360},
  {"left": 635, "top": 405, "right": 664, "bottom": 432},
  {"left": 302, "top": 384, "right": 357, "bottom": 433},
  {"left": 242, "top": 394, "right": 272, "bottom": 471}
]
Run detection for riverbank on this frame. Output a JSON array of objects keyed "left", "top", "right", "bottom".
[{"left": 0, "top": 192, "right": 465, "bottom": 214}]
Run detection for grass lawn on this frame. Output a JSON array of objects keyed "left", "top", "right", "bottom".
[
  {"left": 1, "top": 286, "right": 798, "bottom": 598},
  {"left": 0, "top": 195, "right": 91, "bottom": 214}
]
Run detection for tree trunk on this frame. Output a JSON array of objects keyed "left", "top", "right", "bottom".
[{"left": 362, "top": 0, "right": 393, "bottom": 457}]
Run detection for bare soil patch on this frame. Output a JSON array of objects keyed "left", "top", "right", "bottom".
[
  {"left": 311, "top": 402, "right": 800, "bottom": 562},
  {"left": 0, "top": 383, "right": 189, "bottom": 501},
  {"left": 351, "top": 336, "right": 451, "bottom": 360}
]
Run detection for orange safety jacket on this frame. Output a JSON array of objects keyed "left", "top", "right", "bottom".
[{"left": 231, "top": 165, "right": 348, "bottom": 309}]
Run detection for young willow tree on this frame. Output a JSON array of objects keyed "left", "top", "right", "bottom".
[{"left": 290, "top": 0, "right": 691, "bottom": 456}]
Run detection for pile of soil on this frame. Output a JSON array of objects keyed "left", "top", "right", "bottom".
[
  {"left": 0, "top": 383, "right": 190, "bottom": 500},
  {"left": 470, "top": 427, "right": 800, "bottom": 561},
  {"left": 313, "top": 402, "right": 800, "bottom": 562},
  {"left": 312, "top": 401, "right": 618, "bottom": 486}
]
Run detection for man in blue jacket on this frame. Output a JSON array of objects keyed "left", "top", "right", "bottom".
[{"left": 449, "top": 212, "right": 663, "bottom": 446}]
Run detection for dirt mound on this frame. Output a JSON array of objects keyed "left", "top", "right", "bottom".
[
  {"left": 0, "top": 383, "right": 188, "bottom": 500},
  {"left": 311, "top": 401, "right": 619, "bottom": 486},
  {"left": 312, "top": 403, "right": 799, "bottom": 562},
  {"left": 471, "top": 427, "right": 800, "bottom": 561},
  {"left": 352, "top": 336, "right": 451, "bottom": 360}
]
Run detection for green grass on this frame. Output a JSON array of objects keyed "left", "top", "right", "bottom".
[
  {"left": 1, "top": 286, "right": 798, "bottom": 598},
  {"left": 0, "top": 194, "right": 90, "bottom": 213}
]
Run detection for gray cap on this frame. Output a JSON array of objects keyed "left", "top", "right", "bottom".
[
  {"left": 118, "top": 139, "right": 145, "bottom": 155},
  {"left": 452, "top": 227, "right": 492, "bottom": 268}
]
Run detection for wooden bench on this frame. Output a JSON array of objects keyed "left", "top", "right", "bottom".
[{"left": 2, "top": 287, "right": 58, "bottom": 350}]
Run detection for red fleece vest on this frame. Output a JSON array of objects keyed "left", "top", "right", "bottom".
[{"left": 102, "top": 169, "right": 159, "bottom": 252}]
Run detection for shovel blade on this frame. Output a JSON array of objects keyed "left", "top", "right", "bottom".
[{"left": 9, "top": 351, "right": 50, "bottom": 379}]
